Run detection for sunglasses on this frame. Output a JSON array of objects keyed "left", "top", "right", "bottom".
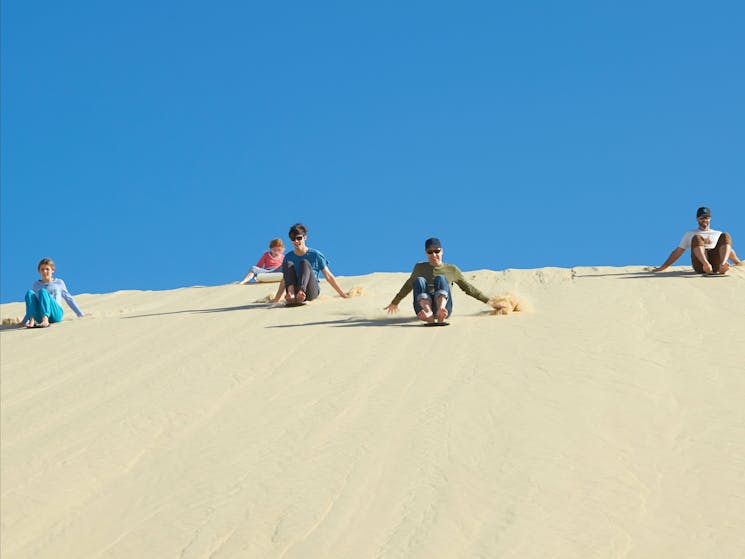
[
  {"left": 292, "top": 235, "right": 304, "bottom": 241},
  {"left": 426, "top": 249, "right": 442, "bottom": 255}
]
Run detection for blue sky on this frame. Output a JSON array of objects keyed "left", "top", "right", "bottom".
[{"left": 2, "top": 1, "right": 743, "bottom": 302}]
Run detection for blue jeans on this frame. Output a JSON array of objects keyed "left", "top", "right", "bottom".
[
  {"left": 24, "top": 289, "right": 64, "bottom": 323},
  {"left": 413, "top": 276, "right": 453, "bottom": 316}
]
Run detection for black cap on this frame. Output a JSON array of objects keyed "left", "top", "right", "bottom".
[
  {"left": 424, "top": 237, "right": 442, "bottom": 250},
  {"left": 696, "top": 207, "right": 711, "bottom": 218}
]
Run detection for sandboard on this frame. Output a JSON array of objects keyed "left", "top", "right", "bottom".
[
  {"left": 285, "top": 301, "right": 307, "bottom": 307},
  {"left": 255, "top": 272, "right": 283, "bottom": 283},
  {"left": 701, "top": 273, "right": 730, "bottom": 277},
  {"left": 423, "top": 321, "right": 449, "bottom": 327}
]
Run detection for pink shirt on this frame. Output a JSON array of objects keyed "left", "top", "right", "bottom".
[{"left": 256, "top": 251, "right": 284, "bottom": 269}]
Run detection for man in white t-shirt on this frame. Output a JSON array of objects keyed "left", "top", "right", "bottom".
[{"left": 652, "top": 206, "right": 740, "bottom": 274}]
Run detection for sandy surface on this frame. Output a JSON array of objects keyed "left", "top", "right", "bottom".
[{"left": 2, "top": 266, "right": 744, "bottom": 558}]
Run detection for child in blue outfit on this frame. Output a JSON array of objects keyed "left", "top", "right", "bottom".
[{"left": 22, "top": 258, "right": 84, "bottom": 328}]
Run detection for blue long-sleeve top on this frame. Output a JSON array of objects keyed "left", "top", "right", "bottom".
[{"left": 31, "top": 278, "right": 84, "bottom": 317}]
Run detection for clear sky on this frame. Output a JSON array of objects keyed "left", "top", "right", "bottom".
[{"left": 2, "top": 1, "right": 743, "bottom": 303}]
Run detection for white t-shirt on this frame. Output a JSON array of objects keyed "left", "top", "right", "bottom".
[{"left": 678, "top": 228, "right": 722, "bottom": 250}]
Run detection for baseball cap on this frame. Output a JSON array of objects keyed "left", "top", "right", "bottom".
[
  {"left": 424, "top": 237, "right": 442, "bottom": 250},
  {"left": 696, "top": 207, "right": 712, "bottom": 218}
]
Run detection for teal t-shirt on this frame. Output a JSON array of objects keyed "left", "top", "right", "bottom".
[{"left": 284, "top": 248, "right": 329, "bottom": 286}]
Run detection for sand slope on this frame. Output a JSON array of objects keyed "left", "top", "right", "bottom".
[{"left": 2, "top": 266, "right": 744, "bottom": 558}]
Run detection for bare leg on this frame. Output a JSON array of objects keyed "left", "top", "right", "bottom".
[
  {"left": 435, "top": 294, "right": 449, "bottom": 322},
  {"left": 285, "top": 285, "right": 296, "bottom": 302},
  {"left": 239, "top": 271, "right": 255, "bottom": 285},
  {"left": 417, "top": 297, "right": 435, "bottom": 322},
  {"left": 692, "top": 245, "right": 713, "bottom": 274},
  {"left": 718, "top": 242, "right": 731, "bottom": 274}
]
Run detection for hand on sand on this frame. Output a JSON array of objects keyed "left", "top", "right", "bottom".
[{"left": 384, "top": 304, "right": 398, "bottom": 314}]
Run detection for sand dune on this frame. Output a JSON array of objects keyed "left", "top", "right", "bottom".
[{"left": 1, "top": 266, "right": 744, "bottom": 558}]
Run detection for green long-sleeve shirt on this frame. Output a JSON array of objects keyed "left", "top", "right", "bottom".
[{"left": 390, "top": 262, "right": 490, "bottom": 306}]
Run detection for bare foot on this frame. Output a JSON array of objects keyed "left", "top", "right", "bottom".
[
  {"left": 285, "top": 287, "right": 296, "bottom": 303},
  {"left": 296, "top": 290, "right": 306, "bottom": 303},
  {"left": 436, "top": 306, "right": 449, "bottom": 323},
  {"left": 719, "top": 262, "right": 730, "bottom": 274},
  {"left": 702, "top": 261, "right": 714, "bottom": 275},
  {"left": 40, "top": 317, "right": 50, "bottom": 328},
  {"left": 417, "top": 300, "right": 435, "bottom": 323},
  {"left": 24, "top": 318, "right": 36, "bottom": 328}
]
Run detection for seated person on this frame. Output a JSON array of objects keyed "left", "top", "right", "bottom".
[
  {"left": 653, "top": 207, "right": 739, "bottom": 274},
  {"left": 271, "top": 223, "right": 349, "bottom": 303},
  {"left": 384, "top": 237, "right": 491, "bottom": 323}
]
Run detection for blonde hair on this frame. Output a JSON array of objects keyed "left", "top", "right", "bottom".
[
  {"left": 37, "top": 258, "right": 55, "bottom": 271},
  {"left": 269, "top": 238, "right": 284, "bottom": 249}
]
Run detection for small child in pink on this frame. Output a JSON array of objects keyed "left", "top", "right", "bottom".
[{"left": 238, "top": 238, "right": 285, "bottom": 284}]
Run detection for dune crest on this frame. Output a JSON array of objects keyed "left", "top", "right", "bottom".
[{"left": 2, "top": 266, "right": 744, "bottom": 558}]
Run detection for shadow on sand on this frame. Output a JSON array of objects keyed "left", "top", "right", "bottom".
[
  {"left": 573, "top": 270, "right": 703, "bottom": 279},
  {"left": 267, "top": 316, "right": 422, "bottom": 329},
  {"left": 123, "top": 303, "right": 276, "bottom": 319}
]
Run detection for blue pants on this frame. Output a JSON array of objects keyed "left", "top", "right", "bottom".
[
  {"left": 413, "top": 276, "right": 453, "bottom": 316},
  {"left": 24, "top": 289, "right": 64, "bottom": 323}
]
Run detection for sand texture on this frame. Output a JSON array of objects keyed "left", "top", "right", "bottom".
[{"left": 2, "top": 266, "right": 744, "bottom": 558}]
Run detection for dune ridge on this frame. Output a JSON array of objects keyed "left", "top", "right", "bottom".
[{"left": 1, "top": 266, "right": 744, "bottom": 558}]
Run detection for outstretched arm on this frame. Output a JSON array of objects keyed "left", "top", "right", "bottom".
[
  {"left": 321, "top": 268, "right": 350, "bottom": 298},
  {"left": 59, "top": 281, "right": 84, "bottom": 317},
  {"left": 652, "top": 247, "right": 685, "bottom": 272}
]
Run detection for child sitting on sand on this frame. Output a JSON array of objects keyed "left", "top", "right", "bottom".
[
  {"left": 238, "top": 238, "right": 285, "bottom": 284},
  {"left": 22, "top": 258, "right": 85, "bottom": 328}
]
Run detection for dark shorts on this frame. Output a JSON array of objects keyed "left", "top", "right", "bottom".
[{"left": 690, "top": 232, "right": 732, "bottom": 273}]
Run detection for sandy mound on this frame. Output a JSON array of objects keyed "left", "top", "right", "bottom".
[{"left": 2, "top": 266, "right": 744, "bottom": 558}]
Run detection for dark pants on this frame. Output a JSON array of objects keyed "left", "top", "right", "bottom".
[
  {"left": 413, "top": 275, "right": 453, "bottom": 316},
  {"left": 691, "top": 233, "right": 732, "bottom": 273},
  {"left": 282, "top": 259, "right": 320, "bottom": 301}
]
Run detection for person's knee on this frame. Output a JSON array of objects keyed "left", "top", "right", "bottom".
[
  {"left": 691, "top": 235, "right": 706, "bottom": 248},
  {"left": 434, "top": 275, "right": 450, "bottom": 294},
  {"left": 719, "top": 233, "right": 732, "bottom": 245}
]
